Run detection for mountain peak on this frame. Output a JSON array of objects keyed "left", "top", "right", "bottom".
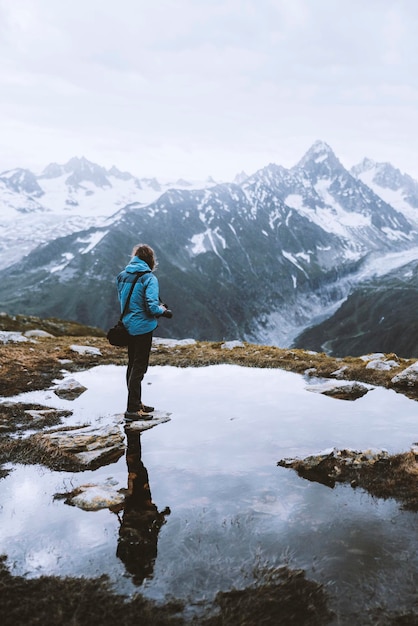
[
  {"left": 293, "top": 141, "right": 345, "bottom": 177},
  {"left": 350, "top": 157, "right": 377, "bottom": 177},
  {"left": 108, "top": 165, "right": 134, "bottom": 181},
  {"left": 61, "top": 157, "right": 111, "bottom": 189},
  {"left": 295, "top": 141, "right": 338, "bottom": 168},
  {"left": 0, "top": 168, "right": 44, "bottom": 197},
  {"left": 64, "top": 156, "right": 99, "bottom": 172},
  {"left": 234, "top": 170, "right": 249, "bottom": 184}
]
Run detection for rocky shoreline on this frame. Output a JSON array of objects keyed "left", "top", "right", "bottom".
[{"left": 1, "top": 316, "right": 418, "bottom": 624}]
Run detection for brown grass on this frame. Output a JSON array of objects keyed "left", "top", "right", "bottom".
[{"left": 0, "top": 336, "right": 415, "bottom": 399}]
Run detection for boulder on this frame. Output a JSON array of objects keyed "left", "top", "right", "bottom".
[
  {"left": 359, "top": 353, "right": 385, "bottom": 362},
  {"left": 391, "top": 361, "right": 418, "bottom": 387},
  {"left": 24, "top": 329, "right": 54, "bottom": 338},
  {"left": 53, "top": 377, "right": 87, "bottom": 400},
  {"left": 306, "top": 381, "right": 370, "bottom": 400},
  {"left": 40, "top": 422, "right": 125, "bottom": 470},
  {"left": 0, "top": 331, "right": 28, "bottom": 344},
  {"left": 366, "top": 359, "right": 399, "bottom": 371},
  {"left": 278, "top": 447, "right": 389, "bottom": 487},
  {"left": 59, "top": 478, "right": 125, "bottom": 511}
]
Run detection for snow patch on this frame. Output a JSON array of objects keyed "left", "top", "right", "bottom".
[
  {"left": 76, "top": 231, "right": 108, "bottom": 254},
  {"left": 50, "top": 252, "right": 74, "bottom": 273},
  {"left": 190, "top": 228, "right": 227, "bottom": 256},
  {"left": 282, "top": 251, "right": 308, "bottom": 277}
]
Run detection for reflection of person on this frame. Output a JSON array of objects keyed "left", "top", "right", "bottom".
[
  {"left": 116, "top": 244, "right": 167, "bottom": 421},
  {"left": 115, "top": 427, "right": 170, "bottom": 585}
]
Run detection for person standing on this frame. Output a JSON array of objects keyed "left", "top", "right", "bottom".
[{"left": 117, "top": 244, "right": 167, "bottom": 421}]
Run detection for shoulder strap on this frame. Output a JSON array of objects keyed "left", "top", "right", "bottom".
[{"left": 120, "top": 271, "right": 150, "bottom": 320}]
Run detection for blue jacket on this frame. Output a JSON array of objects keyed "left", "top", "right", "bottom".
[{"left": 116, "top": 257, "right": 165, "bottom": 336}]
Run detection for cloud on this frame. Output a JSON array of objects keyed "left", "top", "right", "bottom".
[{"left": 0, "top": 0, "right": 417, "bottom": 179}]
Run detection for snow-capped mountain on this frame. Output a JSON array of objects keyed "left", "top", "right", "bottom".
[
  {"left": 0, "top": 141, "right": 418, "bottom": 348},
  {"left": 0, "top": 156, "right": 219, "bottom": 269},
  {"left": 351, "top": 158, "right": 418, "bottom": 225}
]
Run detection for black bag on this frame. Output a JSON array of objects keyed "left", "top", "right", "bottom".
[
  {"left": 107, "top": 271, "right": 149, "bottom": 347},
  {"left": 107, "top": 320, "right": 130, "bottom": 347}
]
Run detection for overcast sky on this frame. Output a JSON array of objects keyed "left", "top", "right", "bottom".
[{"left": 0, "top": 0, "right": 417, "bottom": 181}]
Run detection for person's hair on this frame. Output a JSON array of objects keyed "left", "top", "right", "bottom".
[{"left": 132, "top": 244, "right": 157, "bottom": 270}]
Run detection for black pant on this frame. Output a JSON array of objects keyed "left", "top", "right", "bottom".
[{"left": 126, "top": 331, "right": 153, "bottom": 412}]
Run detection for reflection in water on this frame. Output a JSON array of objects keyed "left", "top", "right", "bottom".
[{"left": 115, "top": 427, "right": 170, "bottom": 585}]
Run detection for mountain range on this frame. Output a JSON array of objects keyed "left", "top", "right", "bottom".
[
  {"left": 0, "top": 156, "right": 218, "bottom": 270},
  {"left": 0, "top": 141, "right": 417, "bottom": 356}
]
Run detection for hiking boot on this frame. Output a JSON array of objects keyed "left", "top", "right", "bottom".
[
  {"left": 141, "top": 403, "right": 155, "bottom": 413},
  {"left": 124, "top": 409, "right": 153, "bottom": 422}
]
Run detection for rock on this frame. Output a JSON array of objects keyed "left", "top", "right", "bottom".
[
  {"left": 152, "top": 337, "right": 196, "bottom": 347},
  {"left": 360, "top": 353, "right": 385, "bottom": 362},
  {"left": 41, "top": 422, "right": 125, "bottom": 469},
  {"left": 306, "top": 381, "right": 370, "bottom": 400},
  {"left": 0, "top": 331, "right": 28, "bottom": 344},
  {"left": 221, "top": 340, "right": 245, "bottom": 350},
  {"left": 391, "top": 361, "right": 418, "bottom": 387},
  {"left": 330, "top": 365, "right": 348, "bottom": 378},
  {"left": 24, "top": 329, "right": 55, "bottom": 338},
  {"left": 53, "top": 377, "right": 87, "bottom": 400},
  {"left": 70, "top": 344, "right": 102, "bottom": 356},
  {"left": 24, "top": 408, "right": 63, "bottom": 422},
  {"left": 278, "top": 447, "right": 390, "bottom": 487},
  {"left": 366, "top": 359, "right": 399, "bottom": 371},
  {"left": 62, "top": 478, "right": 125, "bottom": 511},
  {"left": 123, "top": 411, "right": 171, "bottom": 431}
]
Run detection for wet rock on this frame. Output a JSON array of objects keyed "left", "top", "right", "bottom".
[
  {"left": 124, "top": 411, "right": 171, "bottom": 431},
  {"left": 278, "top": 447, "right": 390, "bottom": 488},
  {"left": 24, "top": 408, "right": 66, "bottom": 423},
  {"left": 53, "top": 377, "right": 87, "bottom": 400},
  {"left": 58, "top": 478, "right": 125, "bottom": 511},
  {"left": 40, "top": 422, "right": 125, "bottom": 469},
  {"left": 306, "top": 381, "right": 370, "bottom": 400},
  {"left": 70, "top": 344, "right": 102, "bottom": 356},
  {"left": 279, "top": 446, "right": 418, "bottom": 511},
  {"left": 391, "top": 361, "right": 418, "bottom": 387}
]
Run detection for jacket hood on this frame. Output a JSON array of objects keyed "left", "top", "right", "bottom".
[{"left": 124, "top": 256, "right": 152, "bottom": 274}]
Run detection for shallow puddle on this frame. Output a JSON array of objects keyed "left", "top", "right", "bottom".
[{"left": 1, "top": 364, "right": 418, "bottom": 621}]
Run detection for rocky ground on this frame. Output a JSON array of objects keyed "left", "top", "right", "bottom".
[{"left": 1, "top": 314, "right": 418, "bottom": 624}]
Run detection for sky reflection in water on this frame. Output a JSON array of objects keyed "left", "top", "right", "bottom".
[{"left": 1, "top": 364, "right": 418, "bottom": 617}]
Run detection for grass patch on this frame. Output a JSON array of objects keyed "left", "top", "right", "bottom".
[{"left": 0, "top": 402, "right": 70, "bottom": 433}]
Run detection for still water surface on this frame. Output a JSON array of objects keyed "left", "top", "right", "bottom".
[{"left": 1, "top": 364, "right": 418, "bottom": 621}]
